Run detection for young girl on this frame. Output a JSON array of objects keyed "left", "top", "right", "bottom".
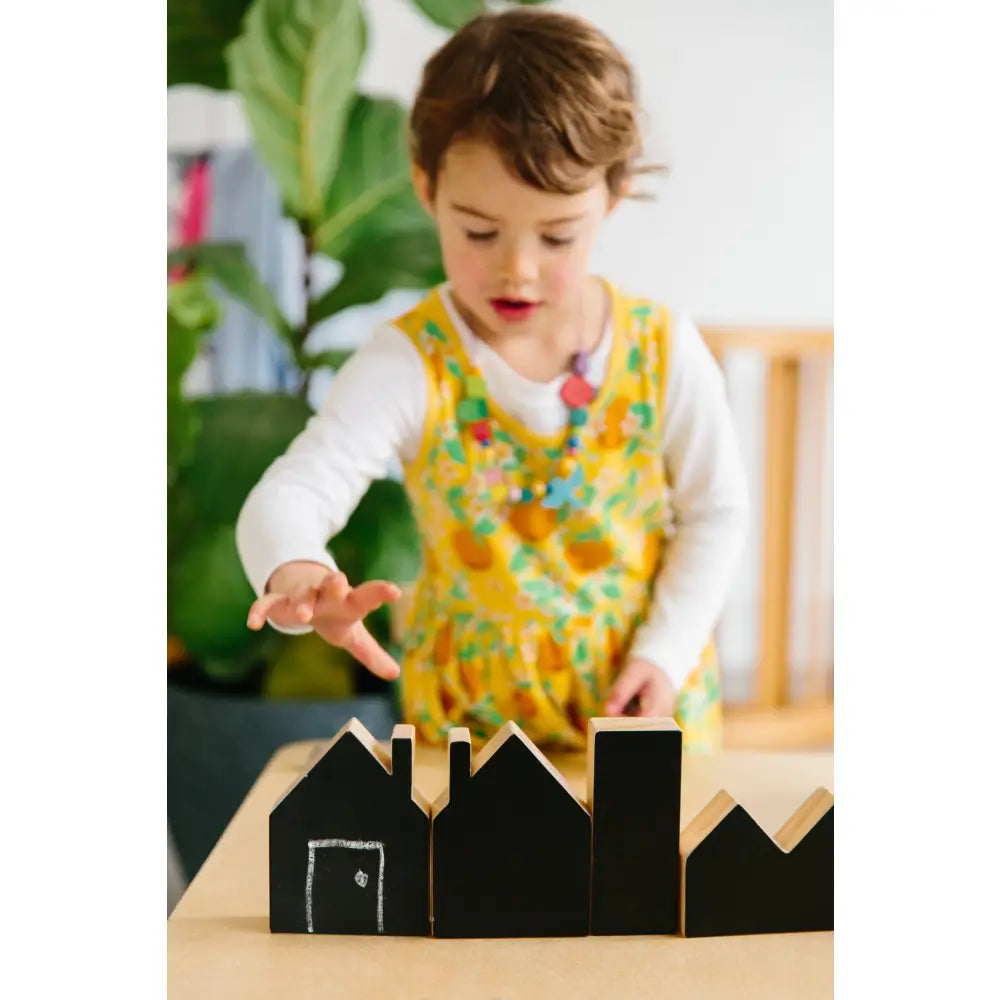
[{"left": 237, "top": 8, "right": 748, "bottom": 753}]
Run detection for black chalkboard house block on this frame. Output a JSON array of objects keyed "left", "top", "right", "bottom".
[
  {"left": 587, "top": 716, "right": 682, "bottom": 935},
  {"left": 431, "top": 723, "right": 592, "bottom": 938},
  {"left": 269, "top": 719, "right": 431, "bottom": 936},
  {"left": 680, "top": 787, "right": 834, "bottom": 938}
]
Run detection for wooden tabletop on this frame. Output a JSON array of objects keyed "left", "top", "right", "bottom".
[{"left": 168, "top": 740, "right": 833, "bottom": 1000}]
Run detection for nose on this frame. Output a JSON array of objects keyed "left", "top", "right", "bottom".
[{"left": 498, "top": 237, "right": 538, "bottom": 288}]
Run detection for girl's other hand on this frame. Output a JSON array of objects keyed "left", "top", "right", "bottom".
[{"left": 603, "top": 658, "right": 677, "bottom": 718}]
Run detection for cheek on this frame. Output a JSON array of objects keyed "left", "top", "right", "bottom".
[
  {"left": 543, "top": 247, "right": 590, "bottom": 299},
  {"left": 440, "top": 232, "right": 488, "bottom": 292}
]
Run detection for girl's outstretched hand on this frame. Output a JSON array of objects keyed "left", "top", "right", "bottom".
[
  {"left": 603, "top": 658, "right": 677, "bottom": 718},
  {"left": 247, "top": 562, "right": 402, "bottom": 681}
]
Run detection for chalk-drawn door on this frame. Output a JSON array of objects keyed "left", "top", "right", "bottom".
[{"left": 306, "top": 838, "right": 385, "bottom": 934}]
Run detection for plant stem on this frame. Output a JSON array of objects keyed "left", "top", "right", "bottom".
[{"left": 296, "top": 222, "right": 316, "bottom": 399}]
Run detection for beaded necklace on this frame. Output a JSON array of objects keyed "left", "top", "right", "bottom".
[{"left": 457, "top": 348, "right": 598, "bottom": 512}]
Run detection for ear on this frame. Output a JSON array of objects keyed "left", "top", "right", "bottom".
[
  {"left": 605, "top": 178, "right": 629, "bottom": 216},
  {"left": 411, "top": 162, "right": 435, "bottom": 216}
]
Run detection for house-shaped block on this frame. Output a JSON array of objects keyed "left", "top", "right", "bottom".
[
  {"left": 588, "top": 717, "right": 682, "bottom": 934},
  {"left": 431, "top": 722, "right": 592, "bottom": 938},
  {"left": 680, "top": 787, "right": 834, "bottom": 937},
  {"left": 269, "top": 719, "right": 430, "bottom": 935}
]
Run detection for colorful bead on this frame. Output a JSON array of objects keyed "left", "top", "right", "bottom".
[
  {"left": 470, "top": 419, "right": 491, "bottom": 443},
  {"left": 571, "top": 351, "right": 589, "bottom": 376},
  {"left": 533, "top": 482, "right": 548, "bottom": 498},
  {"left": 558, "top": 456, "right": 575, "bottom": 477},
  {"left": 541, "top": 466, "right": 585, "bottom": 510},
  {"left": 520, "top": 486, "right": 534, "bottom": 503},
  {"left": 507, "top": 485, "right": 523, "bottom": 504},
  {"left": 560, "top": 373, "right": 596, "bottom": 409},
  {"left": 567, "top": 434, "right": 580, "bottom": 449},
  {"left": 569, "top": 408, "right": 588, "bottom": 427},
  {"left": 464, "top": 374, "right": 488, "bottom": 399},
  {"left": 458, "top": 397, "right": 488, "bottom": 424}
]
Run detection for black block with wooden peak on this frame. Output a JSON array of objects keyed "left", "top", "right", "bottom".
[
  {"left": 588, "top": 717, "right": 682, "bottom": 934},
  {"left": 269, "top": 719, "right": 430, "bottom": 935},
  {"left": 431, "top": 723, "right": 592, "bottom": 938},
  {"left": 680, "top": 787, "right": 834, "bottom": 937}
]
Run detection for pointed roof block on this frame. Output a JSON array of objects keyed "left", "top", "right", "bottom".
[{"left": 273, "top": 717, "right": 429, "bottom": 815}]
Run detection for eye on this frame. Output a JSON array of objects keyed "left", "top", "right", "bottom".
[
  {"left": 542, "top": 234, "right": 574, "bottom": 247},
  {"left": 465, "top": 230, "right": 497, "bottom": 243}
]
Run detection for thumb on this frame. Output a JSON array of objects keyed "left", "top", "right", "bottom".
[{"left": 604, "top": 660, "right": 651, "bottom": 715}]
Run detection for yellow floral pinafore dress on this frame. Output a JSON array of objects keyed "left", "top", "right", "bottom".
[{"left": 394, "top": 283, "right": 723, "bottom": 752}]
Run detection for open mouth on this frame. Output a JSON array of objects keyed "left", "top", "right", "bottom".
[{"left": 490, "top": 298, "right": 539, "bottom": 321}]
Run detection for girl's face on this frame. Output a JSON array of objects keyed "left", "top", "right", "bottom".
[{"left": 414, "top": 139, "right": 618, "bottom": 338}]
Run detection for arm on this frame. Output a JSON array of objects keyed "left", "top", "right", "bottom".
[
  {"left": 235, "top": 322, "right": 427, "bottom": 634},
  {"left": 608, "top": 312, "right": 750, "bottom": 710}
]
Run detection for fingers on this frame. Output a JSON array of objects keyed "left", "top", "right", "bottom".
[
  {"left": 318, "top": 571, "right": 350, "bottom": 603},
  {"left": 313, "top": 575, "right": 401, "bottom": 623},
  {"left": 247, "top": 592, "right": 287, "bottom": 630},
  {"left": 340, "top": 622, "right": 401, "bottom": 681},
  {"left": 604, "top": 659, "right": 653, "bottom": 715},
  {"left": 250, "top": 570, "right": 401, "bottom": 640},
  {"left": 344, "top": 580, "right": 402, "bottom": 619},
  {"left": 287, "top": 584, "right": 320, "bottom": 624},
  {"left": 247, "top": 583, "right": 321, "bottom": 630}
]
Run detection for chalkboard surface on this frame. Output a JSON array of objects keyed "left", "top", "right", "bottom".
[
  {"left": 269, "top": 721, "right": 430, "bottom": 935},
  {"left": 432, "top": 724, "right": 592, "bottom": 938},
  {"left": 681, "top": 788, "right": 833, "bottom": 937},
  {"left": 588, "top": 718, "right": 682, "bottom": 934}
]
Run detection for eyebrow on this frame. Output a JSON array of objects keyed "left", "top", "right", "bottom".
[{"left": 449, "top": 202, "right": 585, "bottom": 226}]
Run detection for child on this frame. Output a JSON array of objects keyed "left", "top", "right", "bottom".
[{"left": 237, "top": 8, "right": 748, "bottom": 753}]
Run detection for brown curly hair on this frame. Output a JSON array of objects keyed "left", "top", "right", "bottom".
[{"left": 410, "top": 7, "right": 659, "bottom": 199}]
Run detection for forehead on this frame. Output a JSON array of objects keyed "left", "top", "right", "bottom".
[{"left": 438, "top": 139, "right": 606, "bottom": 220}]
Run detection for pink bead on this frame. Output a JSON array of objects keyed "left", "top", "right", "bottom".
[
  {"left": 560, "top": 374, "right": 596, "bottom": 409},
  {"left": 507, "top": 485, "right": 522, "bottom": 503}
]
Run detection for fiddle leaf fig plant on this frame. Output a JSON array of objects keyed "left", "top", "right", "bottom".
[{"left": 167, "top": 0, "right": 549, "bottom": 693}]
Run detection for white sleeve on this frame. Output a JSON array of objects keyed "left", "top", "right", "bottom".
[
  {"left": 235, "top": 322, "right": 428, "bottom": 633},
  {"left": 627, "top": 312, "right": 751, "bottom": 692}
]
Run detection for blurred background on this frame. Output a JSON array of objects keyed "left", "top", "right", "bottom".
[{"left": 167, "top": 0, "right": 831, "bottom": 912}]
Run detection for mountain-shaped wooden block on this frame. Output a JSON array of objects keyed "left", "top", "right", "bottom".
[
  {"left": 588, "top": 717, "right": 682, "bottom": 935},
  {"left": 269, "top": 720, "right": 430, "bottom": 935},
  {"left": 680, "top": 787, "right": 834, "bottom": 937},
  {"left": 431, "top": 723, "right": 592, "bottom": 938}
]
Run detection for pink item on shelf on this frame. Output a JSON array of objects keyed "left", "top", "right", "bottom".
[{"left": 169, "top": 156, "right": 212, "bottom": 284}]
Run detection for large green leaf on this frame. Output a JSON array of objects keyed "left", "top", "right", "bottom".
[
  {"left": 309, "top": 227, "right": 444, "bottom": 322},
  {"left": 298, "top": 348, "right": 354, "bottom": 373},
  {"left": 167, "top": 0, "right": 252, "bottom": 89},
  {"left": 167, "top": 272, "right": 222, "bottom": 337},
  {"left": 410, "top": 0, "right": 486, "bottom": 30},
  {"left": 315, "top": 95, "right": 423, "bottom": 259},
  {"left": 167, "top": 522, "right": 259, "bottom": 663},
  {"left": 175, "top": 391, "right": 313, "bottom": 525},
  {"left": 168, "top": 243, "right": 294, "bottom": 347},
  {"left": 226, "top": 0, "right": 366, "bottom": 224},
  {"left": 329, "top": 478, "right": 421, "bottom": 649},
  {"left": 167, "top": 276, "right": 221, "bottom": 482},
  {"left": 410, "top": 0, "right": 547, "bottom": 31},
  {"left": 168, "top": 316, "right": 203, "bottom": 481},
  {"left": 310, "top": 96, "right": 445, "bottom": 323}
]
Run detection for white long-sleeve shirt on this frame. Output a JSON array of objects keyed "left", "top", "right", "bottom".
[{"left": 236, "top": 284, "right": 749, "bottom": 692}]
